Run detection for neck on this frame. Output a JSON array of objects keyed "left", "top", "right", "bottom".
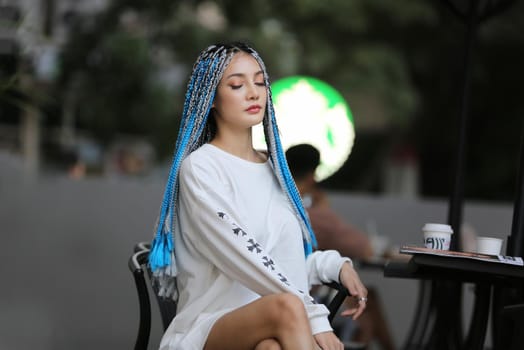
[
  {"left": 295, "top": 176, "right": 315, "bottom": 196},
  {"left": 211, "top": 129, "right": 265, "bottom": 163},
  {"left": 295, "top": 180, "right": 307, "bottom": 196}
]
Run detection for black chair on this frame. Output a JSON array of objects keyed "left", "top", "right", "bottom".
[
  {"left": 129, "top": 242, "right": 365, "bottom": 350},
  {"left": 129, "top": 243, "right": 177, "bottom": 349}
]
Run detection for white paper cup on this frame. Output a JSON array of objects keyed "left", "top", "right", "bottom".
[
  {"left": 423, "top": 223, "right": 453, "bottom": 250},
  {"left": 475, "top": 237, "right": 503, "bottom": 255}
]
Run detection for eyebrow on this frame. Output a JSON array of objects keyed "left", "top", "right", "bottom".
[{"left": 225, "top": 70, "right": 264, "bottom": 79}]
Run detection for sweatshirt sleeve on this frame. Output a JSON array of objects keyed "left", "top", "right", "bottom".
[
  {"left": 178, "top": 157, "right": 332, "bottom": 334},
  {"left": 306, "top": 250, "right": 352, "bottom": 287}
]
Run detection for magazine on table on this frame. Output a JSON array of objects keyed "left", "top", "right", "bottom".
[{"left": 400, "top": 245, "right": 524, "bottom": 266}]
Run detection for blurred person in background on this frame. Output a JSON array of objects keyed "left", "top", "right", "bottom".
[{"left": 286, "top": 143, "right": 396, "bottom": 350}]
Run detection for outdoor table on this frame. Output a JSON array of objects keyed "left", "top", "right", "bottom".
[{"left": 384, "top": 252, "right": 524, "bottom": 350}]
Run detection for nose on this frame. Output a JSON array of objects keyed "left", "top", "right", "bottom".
[{"left": 246, "top": 83, "right": 259, "bottom": 100}]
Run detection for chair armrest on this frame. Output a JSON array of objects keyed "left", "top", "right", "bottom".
[
  {"left": 134, "top": 241, "right": 151, "bottom": 253},
  {"left": 324, "top": 282, "right": 352, "bottom": 323}
]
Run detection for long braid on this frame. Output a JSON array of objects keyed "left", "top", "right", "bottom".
[
  {"left": 149, "top": 43, "right": 316, "bottom": 299},
  {"left": 251, "top": 51, "right": 317, "bottom": 254}
]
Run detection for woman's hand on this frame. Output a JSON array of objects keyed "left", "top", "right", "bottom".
[
  {"left": 339, "top": 261, "right": 368, "bottom": 320},
  {"left": 314, "top": 331, "right": 344, "bottom": 350}
]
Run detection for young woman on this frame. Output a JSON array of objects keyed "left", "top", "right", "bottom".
[{"left": 149, "top": 42, "right": 368, "bottom": 350}]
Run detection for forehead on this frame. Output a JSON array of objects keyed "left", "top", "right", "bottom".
[{"left": 223, "top": 52, "right": 263, "bottom": 76}]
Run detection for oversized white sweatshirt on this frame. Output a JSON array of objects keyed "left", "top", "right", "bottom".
[{"left": 159, "top": 144, "right": 350, "bottom": 350}]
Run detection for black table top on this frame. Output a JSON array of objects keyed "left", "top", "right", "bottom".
[{"left": 384, "top": 252, "right": 524, "bottom": 286}]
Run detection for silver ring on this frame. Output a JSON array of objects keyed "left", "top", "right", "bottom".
[{"left": 357, "top": 296, "right": 368, "bottom": 303}]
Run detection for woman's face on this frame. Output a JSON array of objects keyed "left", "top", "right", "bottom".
[{"left": 212, "top": 52, "right": 267, "bottom": 133}]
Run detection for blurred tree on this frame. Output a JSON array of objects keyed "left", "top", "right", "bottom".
[
  {"left": 58, "top": 0, "right": 426, "bottom": 150},
  {"left": 54, "top": 0, "right": 524, "bottom": 200},
  {"left": 1, "top": 4, "right": 23, "bottom": 125},
  {"left": 57, "top": 0, "right": 180, "bottom": 156}
]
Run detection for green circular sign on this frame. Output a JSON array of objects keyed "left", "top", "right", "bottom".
[{"left": 253, "top": 76, "right": 355, "bottom": 181}]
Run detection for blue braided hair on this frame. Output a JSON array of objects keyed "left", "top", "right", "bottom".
[{"left": 149, "top": 42, "right": 317, "bottom": 298}]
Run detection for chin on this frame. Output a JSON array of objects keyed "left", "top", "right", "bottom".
[{"left": 247, "top": 114, "right": 265, "bottom": 126}]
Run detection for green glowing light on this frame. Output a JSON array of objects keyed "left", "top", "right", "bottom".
[{"left": 253, "top": 76, "right": 355, "bottom": 181}]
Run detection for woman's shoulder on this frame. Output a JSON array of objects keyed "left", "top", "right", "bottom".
[
  {"left": 184, "top": 144, "right": 215, "bottom": 164},
  {"left": 180, "top": 143, "right": 270, "bottom": 182},
  {"left": 180, "top": 144, "right": 223, "bottom": 178}
]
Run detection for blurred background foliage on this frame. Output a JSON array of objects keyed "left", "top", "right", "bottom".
[
  {"left": 57, "top": 0, "right": 431, "bottom": 151},
  {"left": 5, "top": 0, "right": 524, "bottom": 201}
]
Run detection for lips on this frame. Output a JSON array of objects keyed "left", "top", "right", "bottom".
[{"left": 246, "top": 105, "right": 262, "bottom": 113}]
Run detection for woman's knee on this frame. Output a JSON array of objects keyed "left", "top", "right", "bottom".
[{"left": 268, "top": 293, "right": 308, "bottom": 326}]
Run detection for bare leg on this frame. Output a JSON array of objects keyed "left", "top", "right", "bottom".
[{"left": 204, "top": 293, "right": 315, "bottom": 350}]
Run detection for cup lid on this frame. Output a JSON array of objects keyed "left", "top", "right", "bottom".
[
  {"left": 476, "top": 236, "right": 503, "bottom": 242},
  {"left": 422, "top": 223, "right": 453, "bottom": 234}
]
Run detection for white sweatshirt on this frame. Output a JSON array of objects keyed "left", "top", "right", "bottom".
[{"left": 159, "top": 144, "right": 350, "bottom": 350}]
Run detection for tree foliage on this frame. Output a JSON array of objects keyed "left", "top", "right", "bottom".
[{"left": 55, "top": 0, "right": 524, "bottom": 200}]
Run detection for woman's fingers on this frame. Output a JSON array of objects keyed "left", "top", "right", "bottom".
[{"left": 340, "top": 295, "right": 366, "bottom": 319}]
